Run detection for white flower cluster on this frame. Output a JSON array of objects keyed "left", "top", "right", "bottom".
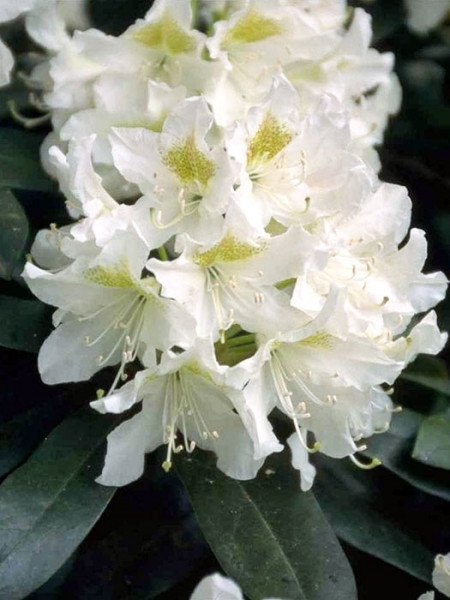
[{"left": 22, "top": 0, "right": 447, "bottom": 489}]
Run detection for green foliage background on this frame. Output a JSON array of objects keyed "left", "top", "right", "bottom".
[{"left": 0, "top": 1, "right": 449, "bottom": 598}]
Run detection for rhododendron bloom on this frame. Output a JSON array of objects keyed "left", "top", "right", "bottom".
[{"left": 21, "top": 0, "right": 447, "bottom": 488}]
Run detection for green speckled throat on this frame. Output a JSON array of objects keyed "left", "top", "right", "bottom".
[
  {"left": 132, "top": 12, "right": 196, "bottom": 55},
  {"left": 195, "top": 235, "right": 264, "bottom": 267},
  {"left": 223, "top": 9, "right": 283, "bottom": 45},
  {"left": 163, "top": 135, "right": 215, "bottom": 188}
]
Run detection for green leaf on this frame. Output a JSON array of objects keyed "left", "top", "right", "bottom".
[
  {"left": 363, "top": 409, "right": 450, "bottom": 502},
  {"left": 0, "top": 295, "right": 52, "bottom": 353},
  {"left": 401, "top": 373, "right": 450, "bottom": 397},
  {"left": 0, "top": 189, "right": 28, "bottom": 280},
  {"left": 412, "top": 414, "right": 450, "bottom": 470},
  {"left": 0, "top": 128, "right": 54, "bottom": 192},
  {"left": 0, "top": 408, "right": 117, "bottom": 600},
  {"left": 176, "top": 449, "right": 357, "bottom": 600},
  {"left": 56, "top": 449, "right": 210, "bottom": 600},
  {"left": 401, "top": 356, "right": 450, "bottom": 397},
  {"left": 366, "top": 0, "right": 405, "bottom": 42},
  {"left": 0, "top": 397, "right": 71, "bottom": 480},
  {"left": 313, "top": 455, "right": 435, "bottom": 583}
]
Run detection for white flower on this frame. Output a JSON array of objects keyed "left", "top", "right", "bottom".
[
  {"left": 60, "top": 79, "right": 187, "bottom": 175},
  {"left": 405, "top": 0, "right": 450, "bottom": 33},
  {"left": 291, "top": 172, "right": 447, "bottom": 338},
  {"left": 109, "top": 96, "right": 237, "bottom": 242},
  {"left": 23, "top": 228, "right": 195, "bottom": 386},
  {"left": 226, "top": 76, "right": 360, "bottom": 231},
  {"left": 0, "top": 38, "right": 14, "bottom": 87},
  {"left": 432, "top": 552, "right": 450, "bottom": 598},
  {"left": 205, "top": 0, "right": 339, "bottom": 125},
  {"left": 93, "top": 339, "right": 279, "bottom": 485},
  {"left": 0, "top": 0, "right": 88, "bottom": 86},
  {"left": 0, "top": 0, "right": 34, "bottom": 85},
  {"left": 228, "top": 294, "right": 403, "bottom": 488},
  {"left": 190, "top": 572, "right": 284, "bottom": 600},
  {"left": 147, "top": 213, "right": 319, "bottom": 341}
]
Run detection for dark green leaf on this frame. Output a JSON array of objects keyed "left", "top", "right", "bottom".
[
  {"left": 400, "top": 60, "right": 450, "bottom": 128},
  {"left": 0, "top": 397, "right": 72, "bottom": 480},
  {"left": 366, "top": 0, "right": 405, "bottom": 42},
  {"left": 363, "top": 409, "right": 450, "bottom": 502},
  {"left": 401, "top": 356, "right": 450, "bottom": 397},
  {"left": 0, "top": 408, "right": 117, "bottom": 600},
  {"left": 0, "top": 295, "right": 52, "bottom": 353},
  {"left": 412, "top": 414, "right": 450, "bottom": 470},
  {"left": 0, "top": 128, "right": 54, "bottom": 192},
  {"left": 176, "top": 449, "right": 357, "bottom": 600},
  {"left": 0, "top": 189, "right": 28, "bottom": 280},
  {"left": 54, "top": 449, "right": 210, "bottom": 600},
  {"left": 313, "top": 455, "right": 435, "bottom": 583},
  {"left": 401, "top": 373, "right": 450, "bottom": 397}
]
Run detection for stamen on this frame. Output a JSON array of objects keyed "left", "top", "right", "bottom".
[
  {"left": 293, "top": 419, "right": 321, "bottom": 454},
  {"left": 8, "top": 100, "right": 51, "bottom": 128},
  {"left": 374, "top": 422, "right": 390, "bottom": 434},
  {"left": 350, "top": 446, "right": 382, "bottom": 470},
  {"left": 150, "top": 208, "right": 185, "bottom": 229}
]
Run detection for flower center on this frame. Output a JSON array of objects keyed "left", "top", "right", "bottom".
[
  {"left": 132, "top": 12, "right": 196, "bottom": 55},
  {"left": 222, "top": 9, "right": 283, "bottom": 46}
]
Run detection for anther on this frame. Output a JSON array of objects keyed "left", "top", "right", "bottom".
[
  {"left": 350, "top": 453, "right": 382, "bottom": 470},
  {"left": 212, "top": 430, "right": 220, "bottom": 439},
  {"left": 162, "top": 460, "right": 172, "bottom": 472}
]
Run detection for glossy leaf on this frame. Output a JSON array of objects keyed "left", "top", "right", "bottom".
[
  {"left": 53, "top": 448, "right": 210, "bottom": 600},
  {"left": 0, "top": 397, "right": 72, "bottom": 480},
  {"left": 363, "top": 409, "right": 450, "bottom": 502},
  {"left": 313, "top": 455, "right": 436, "bottom": 584},
  {"left": 412, "top": 414, "right": 450, "bottom": 470},
  {"left": 401, "top": 355, "right": 450, "bottom": 397},
  {"left": 0, "top": 128, "right": 54, "bottom": 192},
  {"left": 176, "top": 449, "right": 357, "bottom": 600},
  {"left": 0, "top": 295, "right": 52, "bottom": 353},
  {"left": 0, "top": 189, "right": 28, "bottom": 280},
  {"left": 0, "top": 408, "right": 117, "bottom": 600}
]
